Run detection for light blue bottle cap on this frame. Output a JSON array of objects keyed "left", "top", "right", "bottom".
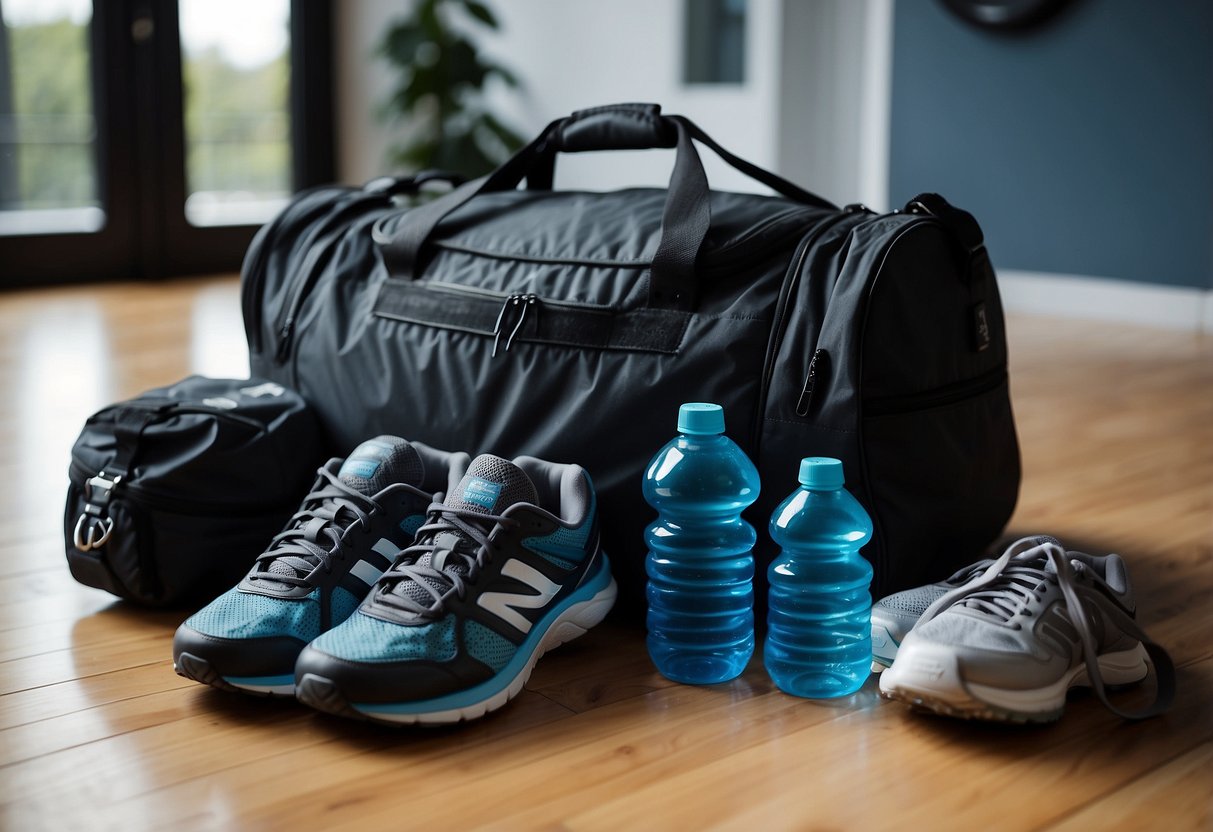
[
  {"left": 798, "top": 457, "right": 844, "bottom": 490},
  {"left": 678, "top": 402, "right": 725, "bottom": 435}
]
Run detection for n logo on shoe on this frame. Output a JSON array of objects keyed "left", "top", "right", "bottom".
[{"left": 477, "top": 560, "right": 560, "bottom": 633}]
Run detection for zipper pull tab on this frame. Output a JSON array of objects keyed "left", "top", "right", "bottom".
[
  {"left": 503, "top": 294, "right": 538, "bottom": 353},
  {"left": 795, "top": 349, "right": 828, "bottom": 417},
  {"left": 274, "top": 318, "right": 295, "bottom": 364},
  {"left": 491, "top": 295, "right": 519, "bottom": 358}
]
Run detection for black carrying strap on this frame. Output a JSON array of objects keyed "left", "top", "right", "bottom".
[
  {"left": 72, "top": 405, "right": 163, "bottom": 553},
  {"left": 377, "top": 103, "right": 834, "bottom": 311}
]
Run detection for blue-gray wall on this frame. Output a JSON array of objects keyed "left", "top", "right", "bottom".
[{"left": 889, "top": 1, "right": 1213, "bottom": 289}]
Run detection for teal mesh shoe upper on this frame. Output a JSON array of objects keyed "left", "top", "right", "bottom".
[
  {"left": 310, "top": 612, "right": 458, "bottom": 663},
  {"left": 185, "top": 587, "right": 323, "bottom": 641}
]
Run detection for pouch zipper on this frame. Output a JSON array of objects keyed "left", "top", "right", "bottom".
[
  {"left": 794, "top": 349, "right": 828, "bottom": 416},
  {"left": 863, "top": 367, "right": 1007, "bottom": 417},
  {"left": 422, "top": 281, "right": 616, "bottom": 357}
]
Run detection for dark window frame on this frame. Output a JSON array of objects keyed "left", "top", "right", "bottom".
[{"left": 0, "top": 0, "right": 334, "bottom": 289}]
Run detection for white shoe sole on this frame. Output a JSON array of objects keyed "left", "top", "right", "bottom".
[{"left": 879, "top": 641, "right": 1149, "bottom": 723}]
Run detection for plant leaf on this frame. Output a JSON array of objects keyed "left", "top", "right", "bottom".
[{"left": 461, "top": 0, "right": 499, "bottom": 29}]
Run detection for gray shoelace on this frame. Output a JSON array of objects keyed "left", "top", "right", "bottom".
[
  {"left": 372, "top": 502, "right": 519, "bottom": 618},
  {"left": 919, "top": 537, "right": 1176, "bottom": 720},
  {"left": 247, "top": 467, "right": 377, "bottom": 590}
]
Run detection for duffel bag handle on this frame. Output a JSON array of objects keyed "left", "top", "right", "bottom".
[
  {"left": 524, "top": 104, "right": 830, "bottom": 208},
  {"left": 541, "top": 103, "right": 676, "bottom": 155},
  {"left": 377, "top": 103, "right": 833, "bottom": 311}
]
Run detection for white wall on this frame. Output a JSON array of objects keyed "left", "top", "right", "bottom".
[
  {"left": 777, "top": 0, "right": 891, "bottom": 210},
  {"left": 335, "top": 0, "right": 789, "bottom": 193}
]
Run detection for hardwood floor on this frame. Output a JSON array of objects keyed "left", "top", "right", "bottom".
[{"left": 1, "top": 275, "right": 1209, "bottom": 830}]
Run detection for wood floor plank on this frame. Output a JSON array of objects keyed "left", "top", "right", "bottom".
[
  {"left": 1042, "top": 742, "right": 1213, "bottom": 832},
  {"left": 0, "top": 662, "right": 194, "bottom": 730},
  {"left": 0, "top": 569, "right": 115, "bottom": 633}
]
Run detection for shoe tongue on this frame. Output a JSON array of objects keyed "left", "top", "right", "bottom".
[
  {"left": 261, "top": 437, "right": 423, "bottom": 587},
  {"left": 338, "top": 435, "right": 424, "bottom": 496},
  {"left": 445, "top": 454, "right": 537, "bottom": 515},
  {"left": 385, "top": 456, "right": 536, "bottom": 610}
]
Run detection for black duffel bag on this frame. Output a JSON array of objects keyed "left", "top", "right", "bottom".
[
  {"left": 243, "top": 103, "right": 1020, "bottom": 614},
  {"left": 66, "top": 376, "right": 323, "bottom": 606}
]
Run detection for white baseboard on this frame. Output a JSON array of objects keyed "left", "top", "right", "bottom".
[{"left": 997, "top": 270, "right": 1213, "bottom": 333}]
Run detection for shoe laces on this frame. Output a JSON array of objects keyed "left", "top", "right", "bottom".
[
  {"left": 246, "top": 467, "right": 377, "bottom": 590},
  {"left": 372, "top": 502, "right": 519, "bottom": 619},
  {"left": 919, "top": 536, "right": 1176, "bottom": 720}
]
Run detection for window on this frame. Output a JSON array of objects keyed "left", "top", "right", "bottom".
[
  {"left": 0, "top": 0, "right": 100, "bottom": 236},
  {"left": 684, "top": 0, "right": 747, "bottom": 85},
  {"left": 0, "top": 0, "right": 333, "bottom": 287}
]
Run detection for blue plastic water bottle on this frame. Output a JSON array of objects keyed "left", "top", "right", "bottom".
[
  {"left": 765, "top": 457, "right": 874, "bottom": 698},
  {"left": 643, "top": 403, "right": 760, "bottom": 684}
]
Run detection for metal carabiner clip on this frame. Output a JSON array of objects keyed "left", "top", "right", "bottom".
[{"left": 73, "top": 514, "right": 114, "bottom": 551}]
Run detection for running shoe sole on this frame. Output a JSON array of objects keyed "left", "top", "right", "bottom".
[
  {"left": 174, "top": 653, "right": 296, "bottom": 697},
  {"left": 298, "top": 569, "right": 618, "bottom": 726},
  {"left": 878, "top": 641, "right": 1150, "bottom": 723}
]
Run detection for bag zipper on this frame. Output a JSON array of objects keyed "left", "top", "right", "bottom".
[
  {"left": 863, "top": 367, "right": 1007, "bottom": 417},
  {"left": 750, "top": 210, "right": 866, "bottom": 448},
  {"left": 398, "top": 205, "right": 820, "bottom": 278},
  {"left": 243, "top": 186, "right": 355, "bottom": 353},
  {"left": 423, "top": 280, "right": 610, "bottom": 311},
  {"left": 698, "top": 208, "right": 826, "bottom": 276},
  {"left": 272, "top": 192, "right": 402, "bottom": 364}
]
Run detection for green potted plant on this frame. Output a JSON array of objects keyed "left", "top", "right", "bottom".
[{"left": 378, "top": 0, "right": 525, "bottom": 176}]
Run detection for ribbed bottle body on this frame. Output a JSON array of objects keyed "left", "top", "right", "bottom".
[
  {"left": 643, "top": 433, "right": 759, "bottom": 684},
  {"left": 764, "top": 486, "right": 874, "bottom": 698}
]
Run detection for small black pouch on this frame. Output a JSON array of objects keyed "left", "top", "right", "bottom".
[{"left": 65, "top": 376, "right": 323, "bottom": 606}]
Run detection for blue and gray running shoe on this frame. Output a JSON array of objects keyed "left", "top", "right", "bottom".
[
  {"left": 295, "top": 453, "right": 617, "bottom": 725},
  {"left": 172, "top": 436, "right": 469, "bottom": 696}
]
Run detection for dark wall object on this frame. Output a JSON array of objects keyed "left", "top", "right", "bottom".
[
  {"left": 891, "top": 0, "right": 1213, "bottom": 290},
  {"left": 939, "top": 0, "right": 1073, "bottom": 32}
]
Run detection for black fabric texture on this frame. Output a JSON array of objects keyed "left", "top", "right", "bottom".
[
  {"left": 65, "top": 376, "right": 324, "bottom": 607},
  {"left": 243, "top": 105, "right": 1021, "bottom": 618}
]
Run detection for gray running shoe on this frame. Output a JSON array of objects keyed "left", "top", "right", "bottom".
[
  {"left": 870, "top": 535, "right": 1059, "bottom": 670},
  {"left": 879, "top": 536, "right": 1175, "bottom": 723},
  {"left": 871, "top": 561, "right": 992, "bottom": 671}
]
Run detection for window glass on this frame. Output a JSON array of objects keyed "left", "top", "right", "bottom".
[
  {"left": 179, "top": 0, "right": 291, "bottom": 227},
  {"left": 684, "top": 0, "right": 747, "bottom": 85},
  {"left": 0, "top": 0, "right": 101, "bottom": 236}
]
